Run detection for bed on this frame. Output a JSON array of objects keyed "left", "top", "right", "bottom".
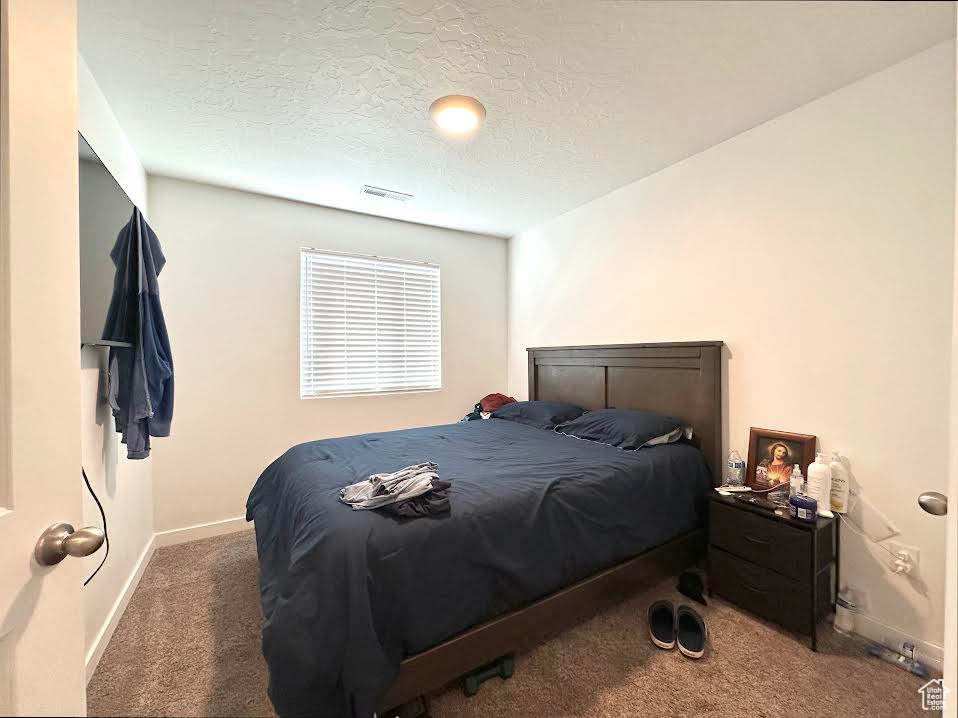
[{"left": 246, "top": 341, "right": 723, "bottom": 717}]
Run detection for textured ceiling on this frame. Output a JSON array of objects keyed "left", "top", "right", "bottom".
[{"left": 79, "top": 1, "right": 955, "bottom": 237}]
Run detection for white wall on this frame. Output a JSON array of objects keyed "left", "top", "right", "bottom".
[
  {"left": 78, "top": 57, "right": 146, "bottom": 209},
  {"left": 147, "top": 177, "right": 508, "bottom": 533},
  {"left": 79, "top": 158, "right": 133, "bottom": 342},
  {"left": 77, "top": 54, "right": 154, "bottom": 678},
  {"left": 508, "top": 42, "right": 955, "bottom": 655}
]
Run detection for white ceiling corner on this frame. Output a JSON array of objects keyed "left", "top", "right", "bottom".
[{"left": 79, "top": 0, "right": 955, "bottom": 238}]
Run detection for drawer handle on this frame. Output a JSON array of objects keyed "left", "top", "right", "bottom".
[
  {"left": 743, "top": 534, "right": 770, "bottom": 546},
  {"left": 743, "top": 582, "right": 769, "bottom": 594}
]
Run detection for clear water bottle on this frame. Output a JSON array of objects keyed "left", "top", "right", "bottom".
[
  {"left": 727, "top": 450, "right": 745, "bottom": 487},
  {"left": 833, "top": 589, "right": 857, "bottom": 635}
]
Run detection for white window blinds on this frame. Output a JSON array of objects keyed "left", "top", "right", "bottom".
[{"left": 300, "top": 248, "right": 442, "bottom": 398}]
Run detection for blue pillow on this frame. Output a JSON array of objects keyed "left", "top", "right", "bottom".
[
  {"left": 491, "top": 400, "right": 586, "bottom": 431},
  {"left": 555, "top": 408, "right": 690, "bottom": 450}
]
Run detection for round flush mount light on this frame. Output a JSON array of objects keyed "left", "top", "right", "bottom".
[{"left": 430, "top": 95, "right": 486, "bottom": 135}]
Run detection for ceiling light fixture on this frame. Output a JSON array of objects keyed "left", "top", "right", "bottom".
[{"left": 430, "top": 95, "right": 486, "bottom": 135}]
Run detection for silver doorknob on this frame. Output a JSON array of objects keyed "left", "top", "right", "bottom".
[
  {"left": 34, "top": 522, "right": 105, "bottom": 566},
  {"left": 918, "top": 492, "right": 948, "bottom": 516}
]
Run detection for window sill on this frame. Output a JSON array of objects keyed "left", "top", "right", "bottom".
[{"left": 300, "top": 387, "right": 442, "bottom": 400}]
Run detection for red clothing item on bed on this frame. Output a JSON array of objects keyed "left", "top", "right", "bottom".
[{"left": 479, "top": 393, "right": 517, "bottom": 412}]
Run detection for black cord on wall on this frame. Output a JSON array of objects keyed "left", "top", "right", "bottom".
[{"left": 82, "top": 467, "right": 110, "bottom": 586}]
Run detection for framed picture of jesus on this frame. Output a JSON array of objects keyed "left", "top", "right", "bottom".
[{"left": 746, "top": 427, "right": 817, "bottom": 491}]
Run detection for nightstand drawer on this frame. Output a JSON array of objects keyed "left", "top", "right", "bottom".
[
  {"left": 709, "top": 546, "right": 812, "bottom": 635},
  {"left": 710, "top": 499, "right": 809, "bottom": 582}
]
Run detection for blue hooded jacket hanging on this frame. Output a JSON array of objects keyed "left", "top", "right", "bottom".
[{"left": 102, "top": 207, "right": 173, "bottom": 459}]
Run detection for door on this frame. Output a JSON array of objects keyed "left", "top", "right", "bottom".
[
  {"left": 948, "top": 32, "right": 958, "bottom": 718},
  {"left": 945, "top": 482, "right": 956, "bottom": 718},
  {"left": 0, "top": 0, "right": 87, "bottom": 715}
]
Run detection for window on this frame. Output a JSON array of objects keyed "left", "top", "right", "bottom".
[{"left": 300, "top": 248, "right": 441, "bottom": 398}]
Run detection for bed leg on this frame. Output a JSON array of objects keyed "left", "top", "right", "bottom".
[
  {"left": 461, "top": 654, "right": 515, "bottom": 697},
  {"left": 386, "top": 695, "right": 427, "bottom": 718}
]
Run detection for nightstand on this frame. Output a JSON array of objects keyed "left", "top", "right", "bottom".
[{"left": 708, "top": 493, "right": 838, "bottom": 650}]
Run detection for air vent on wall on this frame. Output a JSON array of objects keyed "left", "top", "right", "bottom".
[{"left": 361, "top": 185, "right": 412, "bottom": 202}]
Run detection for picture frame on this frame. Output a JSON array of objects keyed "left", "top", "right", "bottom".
[{"left": 746, "top": 427, "right": 816, "bottom": 491}]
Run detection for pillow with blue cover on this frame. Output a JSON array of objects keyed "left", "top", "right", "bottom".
[
  {"left": 491, "top": 400, "right": 586, "bottom": 430},
  {"left": 555, "top": 408, "right": 691, "bottom": 450}
]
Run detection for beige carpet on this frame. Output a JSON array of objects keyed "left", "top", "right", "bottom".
[{"left": 88, "top": 531, "right": 935, "bottom": 718}]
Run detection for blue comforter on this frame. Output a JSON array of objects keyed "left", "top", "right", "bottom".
[{"left": 246, "top": 418, "right": 712, "bottom": 717}]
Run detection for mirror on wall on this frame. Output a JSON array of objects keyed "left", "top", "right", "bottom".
[{"left": 79, "top": 133, "right": 135, "bottom": 344}]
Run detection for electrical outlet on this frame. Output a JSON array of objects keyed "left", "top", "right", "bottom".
[{"left": 886, "top": 541, "right": 919, "bottom": 572}]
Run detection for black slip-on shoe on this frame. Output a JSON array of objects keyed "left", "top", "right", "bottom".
[
  {"left": 676, "top": 604, "right": 708, "bottom": 659},
  {"left": 647, "top": 599, "right": 676, "bottom": 650},
  {"left": 676, "top": 568, "right": 708, "bottom": 606}
]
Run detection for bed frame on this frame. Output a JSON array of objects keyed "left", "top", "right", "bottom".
[{"left": 381, "top": 341, "right": 724, "bottom": 711}]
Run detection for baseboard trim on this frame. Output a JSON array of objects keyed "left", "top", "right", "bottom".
[
  {"left": 853, "top": 611, "right": 945, "bottom": 674},
  {"left": 85, "top": 534, "right": 156, "bottom": 682},
  {"left": 154, "top": 515, "right": 249, "bottom": 547}
]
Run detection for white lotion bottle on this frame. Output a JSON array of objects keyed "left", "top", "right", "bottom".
[
  {"left": 829, "top": 452, "right": 850, "bottom": 514},
  {"left": 807, "top": 452, "right": 833, "bottom": 518}
]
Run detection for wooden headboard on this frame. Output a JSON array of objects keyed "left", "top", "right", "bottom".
[{"left": 528, "top": 341, "right": 724, "bottom": 484}]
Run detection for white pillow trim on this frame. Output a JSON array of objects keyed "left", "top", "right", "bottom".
[{"left": 553, "top": 424, "right": 693, "bottom": 451}]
